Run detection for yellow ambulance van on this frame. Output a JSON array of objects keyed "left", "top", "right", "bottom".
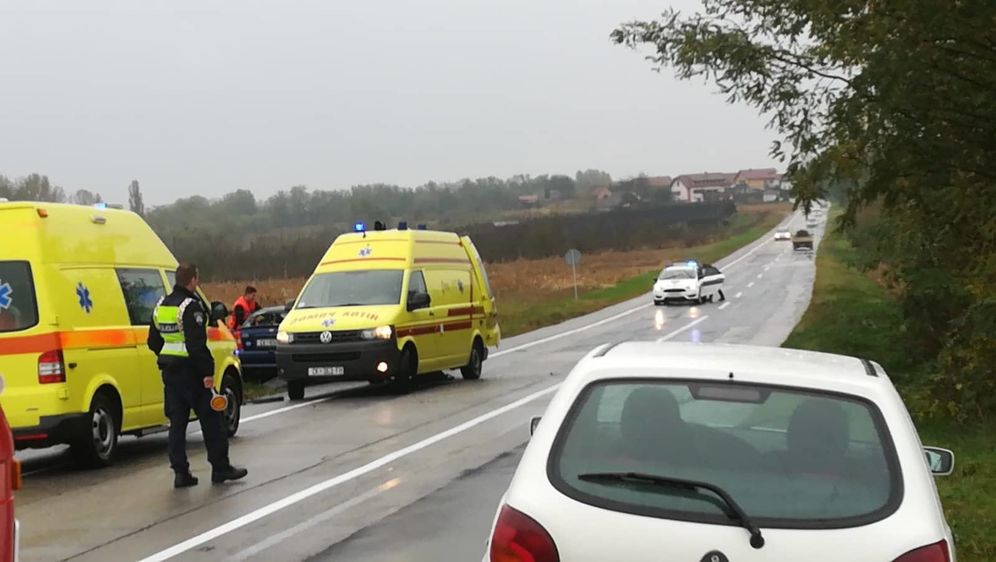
[
  {"left": 0, "top": 201, "right": 243, "bottom": 467},
  {"left": 276, "top": 224, "right": 500, "bottom": 399}
]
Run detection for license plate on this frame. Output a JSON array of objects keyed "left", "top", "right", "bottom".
[
  {"left": 256, "top": 338, "right": 277, "bottom": 348},
  {"left": 308, "top": 366, "right": 344, "bottom": 377}
]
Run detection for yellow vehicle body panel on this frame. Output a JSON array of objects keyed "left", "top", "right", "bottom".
[{"left": 0, "top": 202, "right": 240, "bottom": 450}]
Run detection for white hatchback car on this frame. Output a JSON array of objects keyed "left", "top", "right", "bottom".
[
  {"left": 653, "top": 262, "right": 725, "bottom": 305},
  {"left": 486, "top": 342, "right": 955, "bottom": 562}
]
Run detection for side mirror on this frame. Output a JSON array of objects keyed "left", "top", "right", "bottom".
[
  {"left": 407, "top": 292, "right": 431, "bottom": 312},
  {"left": 530, "top": 416, "right": 542, "bottom": 436},
  {"left": 284, "top": 298, "right": 296, "bottom": 313},
  {"left": 210, "top": 301, "right": 229, "bottom": 324},
  {"left": 924, "top": 447, "right": 955, "bottom": 476}
]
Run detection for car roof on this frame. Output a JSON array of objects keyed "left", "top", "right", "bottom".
[{"left": 574, "top": 342, "right": 886, "bottom": 394}]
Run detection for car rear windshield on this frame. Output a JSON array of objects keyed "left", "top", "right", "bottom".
[
  {"left": 0, "top": 261, "right": 40, "bottom": 333},
  {"left": 549, "top": 380, "right": 901, "bottom": 529},
  {"left": 296, "top": 270, "right": 404, "bottom": 308},
  {"left": 659, "top": 268, "right": 696, "bottom": 280}
]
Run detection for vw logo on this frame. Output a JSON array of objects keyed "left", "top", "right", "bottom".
[
  {"left": 319, "top": 331, "right": 333, "bottom": 344},
  {"left": 701, "top": 551, "right": 729, "bottom": 562}
]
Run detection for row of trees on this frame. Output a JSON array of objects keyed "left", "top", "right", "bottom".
[
  {"left": 613, "top": 0, "right": 995, "bottom": 419},
  {"left": 0, "top": 174, "right": 147, "bottom": 214}
]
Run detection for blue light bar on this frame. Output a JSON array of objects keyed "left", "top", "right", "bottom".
[
  {"left": 94, "top": 202, "right": 108, "bottom": 209},
  {"left": 417, "top": 224, "right": 427, "bottom": 230},
  {"left": 353, "top": 222, "right": 366, "bottom": 232}
]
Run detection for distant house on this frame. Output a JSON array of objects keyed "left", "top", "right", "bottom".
[
  {"left": 646, "top": 176, "right": 673, "bottom": 190},
  {"left": 518, "top": 194, "right": 540, "bottom": 208},
  {"left": 592, "top": 186, "right": 613, "bottom": 201},
  {"left": 735, "top": 168, "right": 780, "bottom": 190},
  {"left": 596, "top": 191, "right": 625, "bottom": 211},
  {"left": 670, "top": 173, "right": 738, "bottom": 202}
]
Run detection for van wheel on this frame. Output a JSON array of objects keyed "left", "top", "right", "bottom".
[
  {"left": 222, "top": 373, "right": 242, "bottom": 437},
  {"left": 287, "top": 380, "right": 306, "bottom": 401},
  {"left": 391, "top": 346, "right": 417, "bottom": 394},
  {"left": 70, "top": 392, "right": 119, "bottom": 468},
  {"left": 461, "top": 340, "right": 484, "bottom": 380}
]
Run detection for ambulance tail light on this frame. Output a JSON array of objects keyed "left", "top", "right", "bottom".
[
  {"left": 38, "top": 349, "right": 67, "bottom": 384},
  {"left": 489, "top": 505, "right": 559, "bottom": 562}
]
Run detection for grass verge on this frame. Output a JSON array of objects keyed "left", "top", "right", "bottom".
[{"left": 782, "top": 215, "right": 995, "bottom": 562}]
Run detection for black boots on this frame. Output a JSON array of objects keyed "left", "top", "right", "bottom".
[
  {"left": 174, "top": 472, "right": 199, "bottom": 488},
  {"left": 212, "top": 465, "right": 249, "bottom": 484}
]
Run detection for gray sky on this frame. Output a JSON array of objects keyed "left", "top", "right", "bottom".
[{"left": 0, "top": 0, "right": 778, "bottom": 206}]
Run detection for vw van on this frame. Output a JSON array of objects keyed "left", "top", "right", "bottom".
[
  {"left": 276, "top": 225, "right": 500, "bottom": 399},
  {"left": 0, "top": 202, "right": 244, "bottom": 467}
]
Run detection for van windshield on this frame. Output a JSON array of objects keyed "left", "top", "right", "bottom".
[
  {"left": 0, "top": 261, "right": 40, "bottom": 333},
  {"left": 296, "top": 270, "right": 404, "bottom": 308}
]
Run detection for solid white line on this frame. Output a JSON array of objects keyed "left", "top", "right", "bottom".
[
  {"left": 718, "top": 302, "right": 731, "bottom": 311},
  {"left": 138, "top": 384, "right": 561, "bottom": 562},
  {"left": 717, "top": 236, "right": 771, "bottom": 270},
  {"left": 490, "top": 303, "right": 651, "bottom": 358},
  {"left": 228, "top": 479, "right": 398, "bottom": 562},
  {"left": 735, "top": 292, "right": 743, "bottom": 299},
  {"left": 140, "top": 316, "right": 710, "bottom": 562},
  {"left": 656, "top": 316, "right": 709, "bottom": 342},
  {"left": 747, "top": 282, "right": 755, "bottom": 288}
]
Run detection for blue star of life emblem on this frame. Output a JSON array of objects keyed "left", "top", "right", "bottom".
[
  {"left": 321, "top": 317, "right": 336, "bottom": 328},
  {"left": 0, "top": 282, "right": 12, "bottom": 310},
  {"left": 358, "top": 245, "right": 373, "bottom": 257},
  {"left": 76, "top": 282, "right": 94, "bottom": 313}
]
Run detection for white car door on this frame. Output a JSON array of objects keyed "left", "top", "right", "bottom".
[{"left": 701, "top": 265, "right": 724, "bottom": 298}]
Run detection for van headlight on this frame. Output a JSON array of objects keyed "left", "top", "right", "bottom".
[
  {"left": 276, "top": 331, "right": 294, "bottom": 344},
  {"left": 361, "top": 326, "right": 393, "bottom": 340}
]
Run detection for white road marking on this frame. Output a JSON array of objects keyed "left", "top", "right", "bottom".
[
  {"left": 757, "top": 273, "right": 763, "bottom": 279},
  {"left": 656, "top": 316, "right": 709, "bottom": 342},
  {"left": 747, "top": 282, "right": 755, "bottom": 288},
  {"left": 764, "top": 265, "right": 771, "bottom": 271},
  {"left": 735, "top": 292, "right": 743, "bottom": 299},
  {"left": 490, "top": 304, "right": 651, "bottom": 359},
  {"left": 718, "top": 302, "right": 731, "bottom": 311},
  {"left": 228, "top": 478, "right": 400, "bottom": 562},
  {"left": 140, "top": 317, "right": 708, "bottom": 562}
]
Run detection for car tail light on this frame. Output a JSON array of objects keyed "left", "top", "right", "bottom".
[
  {"left": 38, "top": 349, "right": 66, "bottom": 384},
  {"left": 894, "top": 540, "right": 950, "bottom": 562},
  {"left": 490, "top": 505, "right": 559, "bottom": 562}
]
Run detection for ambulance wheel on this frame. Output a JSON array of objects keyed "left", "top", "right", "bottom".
[
  {"left": 391, "top": 346, "right": 417, "bottom": 394},
  {"left": 287, "top": 380, "right": 306, "bottom": 401},
  {"left": 71, "top": 391, "right": 119, "bottom": 468},
  {"left": 461, "top": 340, "right": 484, "bottom": 380},
  {"left": 222, "top": 372, "right": 242, "bottom": 437}
]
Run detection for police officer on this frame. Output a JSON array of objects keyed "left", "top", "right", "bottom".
[{"left": 148, "top": 262, "right": 247, "bottom": 488}]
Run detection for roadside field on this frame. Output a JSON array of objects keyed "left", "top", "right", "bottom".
[{"left": 782, "top": 214, "right": 995, "bottom": 562}]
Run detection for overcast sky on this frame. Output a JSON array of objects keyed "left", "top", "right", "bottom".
[{"left": 0, "top": 0, "right": 778, "bottom": 205}]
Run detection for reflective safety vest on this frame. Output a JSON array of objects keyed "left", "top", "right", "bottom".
[
  {"left": 228, "top": 296, "right": 254, "bottom": 331},
  {"left": 153, "top": 298, "right": 196, "bottom": 358}
]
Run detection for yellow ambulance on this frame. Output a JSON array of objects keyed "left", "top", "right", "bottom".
[
  {"left": 0, "top": 201, "right": 244, "bottom": 467},
  {"left": 276, "top": 223, "right": 500, "bottom": 399}
]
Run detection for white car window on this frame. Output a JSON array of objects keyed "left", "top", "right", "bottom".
[{"left": 552, "top": 380, "right": 900, "bottom": 527}]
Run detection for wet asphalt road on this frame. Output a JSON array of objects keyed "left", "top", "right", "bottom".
[{"left": 14, "top": 210, "right": 824, "bottom": 562}]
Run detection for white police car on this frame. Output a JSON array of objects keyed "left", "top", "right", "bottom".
[
  {"left": 653, "top": 261, "right": 725, "bottom": 305},
  {"left": 485, "top": 343, "right": 956, "bottom": 562}
]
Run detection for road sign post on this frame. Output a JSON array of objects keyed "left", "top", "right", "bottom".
[{"left": 564, "top": 249, "right": 582, "bottom": 301}]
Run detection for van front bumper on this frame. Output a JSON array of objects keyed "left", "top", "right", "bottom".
[
  {"left": 276, "top": 340, "right": 401, "bottom": 384},
  {"left": 12, "top": 413, "right": 87, "bottom": 449}
]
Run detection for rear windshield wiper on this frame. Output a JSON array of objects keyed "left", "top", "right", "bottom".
[{"left": 578, "top": 471, "right": 765, "bottom": 549}]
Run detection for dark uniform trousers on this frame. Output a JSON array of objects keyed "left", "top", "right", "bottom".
[{"left": 162, "top": 366, "right": 230, "bottom": 473}]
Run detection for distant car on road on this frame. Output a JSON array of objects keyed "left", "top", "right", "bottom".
[
  {"left": 653, "top": 261, "right": 725, "bottom": 305},
  {"left": 792, "top": 229, "right": 814, "bottom": 251},
  {"left": 773, "top": 228, "right": 792, "bottom": 241},
  {"left": 486, "top": 342, "right": 956, "bottom": 562},
  {"left": 237, "top": 306, "right": 287, "bottom": 382}
]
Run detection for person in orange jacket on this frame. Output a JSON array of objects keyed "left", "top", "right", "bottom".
[{"left": 228, "top": 286, "right": 262, "bottom": 331}]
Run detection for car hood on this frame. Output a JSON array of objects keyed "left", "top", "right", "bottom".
[{"left": 279, "top": 305, "right": 402, "bottom": 332}]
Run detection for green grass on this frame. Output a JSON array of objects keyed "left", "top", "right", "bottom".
[
  {"left": 783, "top": 214, "right": 996, "bottom": 562},
  {"left": 500, "top": 211, "right": 787, "bottom": 337}
]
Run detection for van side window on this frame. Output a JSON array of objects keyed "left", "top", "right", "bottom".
[
  {"left": 408, "top": 271, "right": 428, "bottom": 300},
  {"left": 117, "top": 269, "right": 167, "bottom": 326},
  {"left": 476, "top": 257, "right": 494, "bottom": 297}
]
